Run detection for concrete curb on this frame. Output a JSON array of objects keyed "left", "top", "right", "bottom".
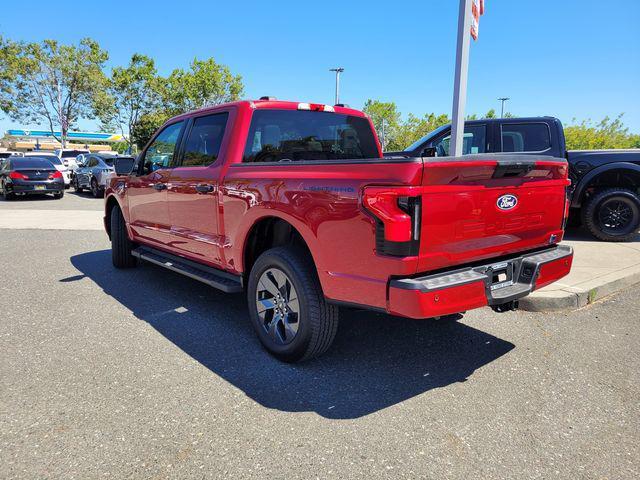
[{"left": 520, "top": 264, "right": 640, "bottom": 312}]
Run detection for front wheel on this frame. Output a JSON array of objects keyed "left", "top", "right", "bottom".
[
  {"left": 247, "top": 247, "right": 339, "bottom": 362},
  {"left": 582, "top": 188, "right": 640, "bottom": 242},
  {"left": 73, "top": 176, "right": 83, "bottom": 193},
  {"left": 110, "top": 206, "right": 137, "bottom": 268}
]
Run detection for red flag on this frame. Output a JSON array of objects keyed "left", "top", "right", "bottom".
[{"left": 470, "top": 0, "right": 485, "bottom": 41}]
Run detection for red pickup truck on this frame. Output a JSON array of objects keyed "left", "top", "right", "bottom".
[{"left": 104, "top": 99, "right": 573, "bottom": 362}]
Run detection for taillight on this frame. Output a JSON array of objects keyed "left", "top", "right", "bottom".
[
  {"left": 561, "top": 183, "right": 572, "bottom": 230},
  {"left": 362, "top": 186, "right": 421, "bottom": 257},
  {"left": 49, "top": 171, "right": 63, "bottom": 179},
  {"left": 9, "top": 171, "right": 27, "bottom": 180}
]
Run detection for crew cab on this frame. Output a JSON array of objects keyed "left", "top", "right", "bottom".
[
  {"left": 104, "top": 100, "right": 573, "bottom": 362},
  {"left": 386, "top": 117, "right": 640, "bottom": 241}
]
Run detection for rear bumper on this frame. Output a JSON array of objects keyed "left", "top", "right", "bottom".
[
  {"left": 6, "top": 180, "right": 64, "bottom": 194},
  {"left": 388, "top": 245, "right": 573, "bottom": 319}
]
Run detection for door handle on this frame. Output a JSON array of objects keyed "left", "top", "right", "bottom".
[
  {"left": 195, "top": 184, "right": 214, "bottom": 193},
  {"left": 153, "top": 183, "right": 167, "bottom": 191}
]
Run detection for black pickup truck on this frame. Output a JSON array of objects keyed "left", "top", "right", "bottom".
[{"left": 385, "top": 117, "right": 640, "bottom": 241}]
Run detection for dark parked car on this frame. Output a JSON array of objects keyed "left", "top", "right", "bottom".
[
  {"left": 0, "top": 156, "right": 65, "bottom": 200},
  {"left": 385, "top": 117, "right": 640, "bottom": 241},
  {"left": 73, "top": 154, "right": 134, "bottom": 198}
]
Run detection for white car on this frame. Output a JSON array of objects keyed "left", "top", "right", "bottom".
[
  {"left": 53, "top": 149, "right": 90, "bottom": 171},
  {"left": 0, "top": 151, "right": 24, "bottom": 159},
  {"left": 24, "top": 151, "right": 71, "bottom": 188}
]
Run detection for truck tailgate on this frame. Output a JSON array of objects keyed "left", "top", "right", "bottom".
[{"left": 417, "top": 155, "right": 570, "bottom": 272}]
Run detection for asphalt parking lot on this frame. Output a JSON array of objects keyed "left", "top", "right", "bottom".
[{"left": 1, "top": 194, "right": 639, "bottom": 479}]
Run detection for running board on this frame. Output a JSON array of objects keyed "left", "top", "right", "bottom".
[{"left": 131, "top": 246, "right": 243, "bottom": 293}]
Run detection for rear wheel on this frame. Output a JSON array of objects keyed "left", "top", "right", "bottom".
[
  {"left": 1, "top": 181, "right": 14, "bottom": 201},
  {"left": 53, "top": 191, "right": 64, "bottom": 199},
  {"left": 91, "top": 178, "right": 103, "bottom": 198},
  {"left": 247, "top": 247, "right": 338, "bottom": 362},
  {"left": 582, "top": 188, "right": 640, "bottom": 241},
  {"left": 110, "top": 206, "right": 137, "bottom": 268}
]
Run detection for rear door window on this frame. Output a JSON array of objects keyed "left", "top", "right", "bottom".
[
  {"left": 501, "top": 123, "right": 551, "bottom": 152},
  {"left": 432, "top": 124, "right": 487, "bottom": 156},
  {"left": 181, "top": 113, "right": 229, "bottom": 167},
  {"left": 243, "top": 110, "right": 379, "bottom": 163}
]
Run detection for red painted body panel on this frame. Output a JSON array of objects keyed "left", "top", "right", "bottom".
[
  {"left": 388, "top": 281, "right": 489, "bottom": 319},
  {"left": 105, "top": 99, "right": 573, "bottom": 318},
  {"left": 534, "top": 254, "right": 573, "bottom": 290}
]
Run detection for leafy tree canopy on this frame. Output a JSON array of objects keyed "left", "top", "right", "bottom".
[
  {"left": 0, "top": 37, "right": 108, "bottom": 147},
  {"left": 95, "top": 53, "right": 161, "bottom": 150}
]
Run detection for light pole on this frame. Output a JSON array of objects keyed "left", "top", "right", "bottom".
[
  {"left": 329, "top": 67, "right": 344, "bottom": 105},
  {"left": 498, "top": 97, "right": 510, "bottom": 118}
]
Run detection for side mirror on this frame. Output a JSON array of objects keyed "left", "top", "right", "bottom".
[
  {"left": 422, "top": 146, "right": 437, "bottom": 157},
  {"left": 114, "top": 157, "right": 135, "bottom": 175}
]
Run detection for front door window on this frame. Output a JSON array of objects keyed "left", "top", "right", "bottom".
[{"left": 140, "top": 122, "right": 184, "bottom": 175}]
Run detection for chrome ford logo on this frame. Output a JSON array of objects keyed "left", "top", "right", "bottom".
[{"left": 497, "top": 194, "right": 518, "bottom": 210}]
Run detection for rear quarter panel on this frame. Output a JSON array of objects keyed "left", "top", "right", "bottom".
[{"left": 221, "top": 160, "right": 424, "bottom": 309}]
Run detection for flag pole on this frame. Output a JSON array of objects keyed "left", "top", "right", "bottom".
[{"left": 450, "top": 0, "right": 473, "bottom": 157}]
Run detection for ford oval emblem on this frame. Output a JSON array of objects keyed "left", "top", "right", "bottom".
[{"left": 497, "top": 194, "right": 518, "bottom": 210}]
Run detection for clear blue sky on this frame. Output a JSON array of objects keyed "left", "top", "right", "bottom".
[{"left": 1, "top": 0, "right": 639, "bottom": 134}]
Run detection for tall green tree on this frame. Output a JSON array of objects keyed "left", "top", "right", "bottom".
[
  {"left": 0, "top": 36, "right": 21, "bottom": 117},
  {"left": 131, "top": 57, "right": 244, "bottom": 148},
  {"left": 162, "top": 57, "right": 244, "bottom": 114},
  {"left": 362, "top": 99, "right": 401, "bottom": 150},
  {"left": 131, "top": 111, "right": 172, "bottom": 149},
  {"left": 394, "top": 112, "right": 450, "bottom": 151},
  {"left": 95, "top": 53, "right": 161, "bottom": 151},
  {"left": 0, "top": 38, "right": 108, "bottom": 147}
]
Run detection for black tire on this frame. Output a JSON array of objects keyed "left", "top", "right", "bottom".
[
  {"left": 1, "top": 181, "right": 14, "bottom": 201},
  {"left": 91, "top": 178, "right": 104, "bottom": 198},
  {"left": 53, "top": 191, "right": 64, "bottom": 199},
  {"left": 73, "top": 177, "right": 83, "bottom": 193},
  {"left": 110, "top": 206, "right": 137, "bottom": 268},
  {"left": 247, "top": 247, "right": 338, "bottom": 362},
  {"left": 582, "top": 188, "right": 640, "bottom": 242}
]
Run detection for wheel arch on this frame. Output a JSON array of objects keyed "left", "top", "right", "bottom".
[
  {"left": 572, "top": 162, "right": 640, "bottom": 208},
  {"left": 104, "top": 194, "right": 123, "bottom": 239},
  {"left": 240, "top": 215, "right": 319, "bottom": 284}
]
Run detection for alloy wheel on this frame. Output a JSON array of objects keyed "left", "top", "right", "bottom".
[
  {"left": 598, "top": 198, "right": 635, "bottom": 234},
  {"left": 255, "top": 267, "right": 301, "bottom": 345}
]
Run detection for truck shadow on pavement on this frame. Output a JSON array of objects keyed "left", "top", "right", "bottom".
[{"left": 69, "top": 249, "right": 515, "bottom": 420}]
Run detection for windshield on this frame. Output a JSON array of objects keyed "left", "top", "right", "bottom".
[
  {"left": 243, "top": 110, "right": 379, "bottom": 162},
  {"left": 404, "top": 125, "right": 449, "bottom": 152},
  {"left": 11, "top": 158, "right": 54, "bottom": 169}
]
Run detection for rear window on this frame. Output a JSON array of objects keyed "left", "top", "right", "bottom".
[
  {"left": 61, "top": 150, "right": 89, "bottom": 158},
  {"left": 243, "top": 110, "right": 379, "bottom": 163},
  {"left": 11, "top": 158, "right": 54, "bottom": 169},
  {"left": 501, "top": 123, "right": 551, "bottom": 152}
]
